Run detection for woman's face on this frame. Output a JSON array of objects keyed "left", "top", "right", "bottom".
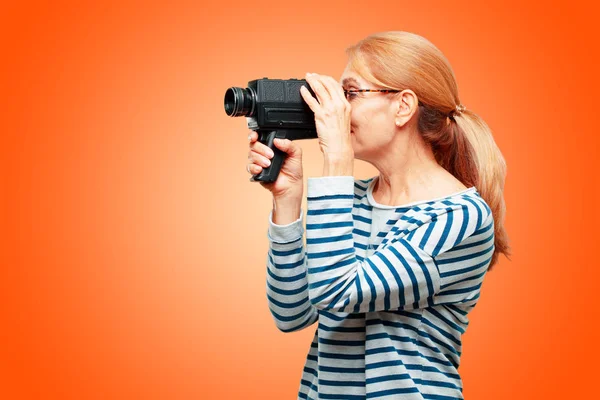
[{"left": 339, "top": 64, "right": 400, "bottom": 161}]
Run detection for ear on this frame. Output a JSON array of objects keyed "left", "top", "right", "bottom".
[{"left": 394, "top": 89, "right": 419, "bottom": 128}]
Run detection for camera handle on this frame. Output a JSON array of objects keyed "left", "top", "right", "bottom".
[{"left": 250, "top": 129, "right": 315, "bottom": 183}]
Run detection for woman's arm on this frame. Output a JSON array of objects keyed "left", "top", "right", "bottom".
[
  {"left": 304, "top": 176, "right": 494, "bottom": 313},
  {"left": 266, "top": 195, "right": 318, "bottom": 333}
]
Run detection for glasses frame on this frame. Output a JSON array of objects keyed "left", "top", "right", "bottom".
[
  {"left": 343, "top": 88, "right": 424, "bottom": 106},
  {"left": 343, "top": 89, "right": 400, "bottom": 99}
]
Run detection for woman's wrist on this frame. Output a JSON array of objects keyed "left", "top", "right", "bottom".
[
  {"left": 272, "top": 193, "right": 303, "bottom": 225},
  {"left": 323, "top": 152, "right": 354, "bottom": 176}
]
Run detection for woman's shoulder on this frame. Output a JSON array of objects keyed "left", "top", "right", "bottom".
[
  {"left": 351, "top": 175, "right": 490, "bottom": 218},
  {"left": 406, "top": 187, "right": 492, "bottom": 232}
]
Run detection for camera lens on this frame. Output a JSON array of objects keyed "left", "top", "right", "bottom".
[{"left": 224, "top": 87, "right": 255, "bottom": 117}]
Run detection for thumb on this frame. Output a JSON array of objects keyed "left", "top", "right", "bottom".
[{"left": 273, "top": 138, "right": 301, "bottom": 157}]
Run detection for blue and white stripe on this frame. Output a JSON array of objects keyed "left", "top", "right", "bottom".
[{"left": 266, "top": 175, "right": 494, "bottom": 399}]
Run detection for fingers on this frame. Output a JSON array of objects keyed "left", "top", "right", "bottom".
[
  {"left": 248, "top": 149, "right": 272, "bottom": 168},
  {"left": 247, "top": 163, "right": 263, "bottom": 175},
  {"left": 247, "top": 131, "right": 275, "bottom": 175},
  {"left": 249, "top": 133, "right": 275, "bottom": 158},
  {"left": 304, "top": 73, "right": 331, "bottom": 105},
  {"left": 320, "top": 75, "right": 347, "bottom": 106},
  {"left": 300, "top": 86, "right": 320, "bottom": 113},
  {"left": 301, "top": 73, "right": 350, "bottom": 114}
]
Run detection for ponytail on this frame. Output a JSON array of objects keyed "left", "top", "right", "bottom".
[{"left": 427, "top": 108, "right": 512, "bottom": 270}]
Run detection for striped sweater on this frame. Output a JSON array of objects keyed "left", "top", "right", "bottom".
[{"left": 266, "top": 175, "right": 495, "bottom": 399}]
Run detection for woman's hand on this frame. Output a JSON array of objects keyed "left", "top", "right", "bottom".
[
  {"left": 247, "top": 132, "right": 304, "bottom": 199},
  {"left": 300, "top": 72, "right": 354, "bottom": 159}
]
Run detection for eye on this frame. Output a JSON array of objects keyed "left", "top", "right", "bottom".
[{"left": 345, "top": 91, "right": 358, "bottom": 100}]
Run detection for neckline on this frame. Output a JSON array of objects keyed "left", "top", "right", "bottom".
[{"left": 366, "top": 175, "right": 477, "bottom": 209}]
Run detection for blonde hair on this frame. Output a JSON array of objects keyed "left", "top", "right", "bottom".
[{"left": 346, "top": 31, "right": 511, "bottom": 270}]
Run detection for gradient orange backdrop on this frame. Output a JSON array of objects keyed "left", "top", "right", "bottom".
[{"left": 2, "top": 1, "right": 599, "bottom": 399}]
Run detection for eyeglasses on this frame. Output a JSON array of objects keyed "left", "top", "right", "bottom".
[
  {"left": 343, "top": 89, "right": 424, "bottom": 107},
  {"left": 344, "top": 89, "right": 399, "bottom": 100}
]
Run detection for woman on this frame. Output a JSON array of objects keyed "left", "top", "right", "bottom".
[{"left": 247, "top": 31, "right": 511, "bottom": 400}]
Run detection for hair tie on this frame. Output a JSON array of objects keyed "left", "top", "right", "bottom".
[{"left": 449, "top": 104, "right": 466, "bottom": 121}]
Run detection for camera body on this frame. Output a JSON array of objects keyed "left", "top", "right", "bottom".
[{"left": 224, "top": 78, "right": 318, "bottom": 183}]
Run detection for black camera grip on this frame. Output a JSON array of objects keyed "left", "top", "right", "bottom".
[{"left": 249, "top": 130, "right": 287, "bottom": 183}]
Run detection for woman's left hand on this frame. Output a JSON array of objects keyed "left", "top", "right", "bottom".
[{"left": 300, "top": 73, "right": 354, "bottom": 159}]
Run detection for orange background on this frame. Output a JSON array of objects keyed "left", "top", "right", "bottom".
[{"left": 1, "top": 1, "right": 598, "bottom": 399}]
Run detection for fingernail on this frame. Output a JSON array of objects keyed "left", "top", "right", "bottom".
[
  {"left": 248, "top": 135, "right": 251, "bottom": 141},
  {"left": 267, "top": 148, "right": 275, "bottom": 157}
]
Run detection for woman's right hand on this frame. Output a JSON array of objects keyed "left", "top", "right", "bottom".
[{"left": 247, "top": 131, "right": 303, "bottom": 199}]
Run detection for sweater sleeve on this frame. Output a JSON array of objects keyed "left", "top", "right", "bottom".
[
  {"left": 305, "top": 176, "right": 495, "bottom": 313},
  {"left": 266, "top": 208, "right": 318, "bottom": 332}
]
